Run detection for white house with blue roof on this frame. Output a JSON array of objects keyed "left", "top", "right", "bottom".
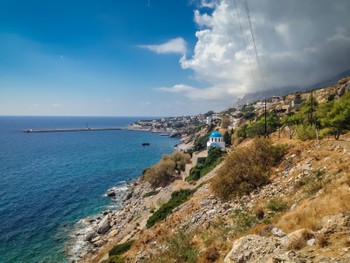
[{"left": 207, "top": 131, "right": 225, "bottom": 150}]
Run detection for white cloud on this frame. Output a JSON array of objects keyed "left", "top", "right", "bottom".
[
  {"left": 156, "top": 84, "right": 237, "bottom": 102},
  {"left": 177, "top": 0, "right": 350, "bottom": 102},
  {"left": 138, "top": 37, "right": 187, "bottom": 54}
]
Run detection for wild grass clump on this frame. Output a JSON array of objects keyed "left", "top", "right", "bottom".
[
  {"left": 109, "top": 240, "right": 135, "bottom": 257},
  {"left": 146, "top": 189, "right": 195, "bottom": 228},
  {"left": 149, "top": 231, "right": 199, "bottom": 263},
  {"left": 300, "top": 169, "right": 325, "bottom": 197},
  {"left": 211, "top": 138, "right": 288, "bottom": 200},
  {"left": 267, "top": 198, "right": 289, "bottom": 213},
  {"left": 230, "top": 209, "right": 257, "bottom": 233}
]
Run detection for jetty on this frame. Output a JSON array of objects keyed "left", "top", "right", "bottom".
[{"left": 23, "top": 127, "right": 124, "bottom": 133}]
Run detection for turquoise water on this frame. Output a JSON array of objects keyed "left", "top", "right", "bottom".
[{"left": 0, "top": 116, "right": 178, "bottom": 263}]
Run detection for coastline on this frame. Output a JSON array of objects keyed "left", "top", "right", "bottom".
[
  {"left": 67, "top": 143, "right": 183, "bottom": 262},
  {"left": 67, "top": 172, "right": 183, "bottom": 262}
]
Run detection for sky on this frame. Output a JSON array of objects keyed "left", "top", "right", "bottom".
[{"left": 1, "top": 0, "right": 350, "bottom": 116}]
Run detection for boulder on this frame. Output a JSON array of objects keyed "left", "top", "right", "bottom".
[
  {"left": 224, "top": 235, "right": 281, "bottom": 263},
  {"left": 281, "top": 228, "right": 314, "bottom": 250},
  {"left": 97, "top": 216, "right": 110, "bottom": 234}
]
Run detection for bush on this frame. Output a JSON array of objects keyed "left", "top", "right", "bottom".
[
  {"left": 231, "top": 209, "right": 257, "bottom": 233},
  {"left": 144, "top": 152, "right": 191, "bottom": 188},
  {"left": 109, "top": 240, "right": 135, "bottom": 257},
  {"left": 186, "top": 147, "right": 223, "bottom": 182},
  {"left": 267, "top": 198, "right": 288, "bottom": 212},
  {"left": 211, "top": 138, "right": 287, "bottom": 200},
  {"left": 295, "top": 124, "right": 317, "bottom": 141},
  {"left": 193, "top": 133, "right": 211, "bottom": 151},
  {"left": 170, "top": 151, "right": 191, "bottom": 173},
  {"left": 146, "top": 189, "right": 195, "bottom": 228},
  {"left": 150, "top": 231, "right": 199, "bottom": 263}
]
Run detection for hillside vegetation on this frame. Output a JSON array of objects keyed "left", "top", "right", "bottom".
[{"left": 80, "top": 77, "right": 350, "bottom": 263}]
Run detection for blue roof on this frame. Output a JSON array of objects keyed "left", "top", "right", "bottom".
[{"left": 209, "top": 131, "right": 222, "bottom": 138}]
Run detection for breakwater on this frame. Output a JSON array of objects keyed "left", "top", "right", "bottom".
[{"left": 23, "top": 127, "right": 124, "bottom": 133}]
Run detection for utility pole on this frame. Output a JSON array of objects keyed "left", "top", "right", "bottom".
[
  {"left": 310, "top": 91, "right": 314, "bottom": 125},
  {"left": 264, "top": 98, "right": 267, "bottom": 138}
]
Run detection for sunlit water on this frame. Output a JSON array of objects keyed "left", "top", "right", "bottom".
[{"left": 0, "top": 116, "right": 178, "bottom": 262}]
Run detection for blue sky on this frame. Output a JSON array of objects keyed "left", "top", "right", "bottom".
[{"left": 1, "top": 0, "right": 350, "bottom": 116}]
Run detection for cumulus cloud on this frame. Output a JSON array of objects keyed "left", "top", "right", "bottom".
[
  {"left": 175, "top": 0, "right": 350, "bottom": 103},
  {"left": 138, "top": 37, "right": 187, "bottom": 54}
]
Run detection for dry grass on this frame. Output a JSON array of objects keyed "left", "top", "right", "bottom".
[
  {"left": 277, "top": 182, "right": 350, "bottom": 232},
  {"left": 286, "top": 229, "right": 314, "bottom": 250},
  {"left": 317, "top": 233, "right": 329, "bottom": 248}
]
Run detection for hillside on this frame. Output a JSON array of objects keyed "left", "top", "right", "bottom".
[{"left": 69, "top": 78, "right": 350, "bottom": 263}]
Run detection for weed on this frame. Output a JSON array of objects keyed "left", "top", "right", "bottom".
[
  {"left": 150, "top": 231, "right": 199, "bottom": 263},
  {"left": 109, "top": 240, "right": 135, "bottom": 257},
  {"left": 267, "top": 198, "right": 289, "bottom": 213},
  {"left": 231, "top": 209, "right": 257, "bottom": 233},
  {"left": 317, "top": 233, "right": 329, "bottom": 248},
  {"left": 203, "top": 247, "right": 220, "bottom": 262}
]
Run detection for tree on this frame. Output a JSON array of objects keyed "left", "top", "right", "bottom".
[
  {"left": 318, "top": 92, "right": 350, "bottom": 139},
  {"left": 170, "top": 151, "right": 191, "bottom": 173},
  {"left": 223, "top": 130, "right": 231, "bottom": 146}
]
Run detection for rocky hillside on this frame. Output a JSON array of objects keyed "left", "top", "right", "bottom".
[
  {"left": 70, "top": 79, "right": 350, "bottom": 263},
  {"left": 73, "top": 137, "right": 350, "bottom": 263}
]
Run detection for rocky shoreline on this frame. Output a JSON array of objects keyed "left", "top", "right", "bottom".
[
  {"left": 67, "top": 181, "right": 131, "bottom": 261},
  {"left": 66, "top": 170, "right": 177, "bottom": 262}
]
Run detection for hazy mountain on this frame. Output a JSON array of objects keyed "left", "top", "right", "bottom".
[{"left": 235, "top": 69, "right": 350, "bottom": 106}]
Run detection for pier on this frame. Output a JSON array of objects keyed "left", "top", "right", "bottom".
[{"left": 23, "top": 127, "right": 125, "bottom": 133}]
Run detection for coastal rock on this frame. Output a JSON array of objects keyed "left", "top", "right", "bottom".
[
  {"left": 107, "top": 189, "right": 116, "bottom": 197},
  {"left": 85, "top": 231, "right": 97, "bottom": 242},
  {"left": 97, "top": 216, "right": 110, "bottom": 235}
]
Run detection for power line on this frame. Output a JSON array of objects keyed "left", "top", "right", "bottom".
[
  {"left": 233, "top": 0, "right": 257, "bottom": 90},
  {"left": 243, "top": 0, "right": 266, "bottom": 90}
]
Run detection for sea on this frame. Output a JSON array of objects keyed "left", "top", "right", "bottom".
[{"left": 0, "top": 116, "right": 179, "bottom": 263}]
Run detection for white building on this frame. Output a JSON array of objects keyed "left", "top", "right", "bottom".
[{"left": 207, "top": 131, "right": 225, "bottom": 150}]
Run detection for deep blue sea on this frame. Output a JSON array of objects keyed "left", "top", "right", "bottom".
[{"left": 0, "top": 116, "right": 178, "bottom": 263}]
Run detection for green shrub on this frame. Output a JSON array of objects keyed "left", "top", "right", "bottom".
[
  {"left": 143, "top": 190, "right": 159, "bottom": 198},
  {"left": 193, "top": 133, "right": 211, "bottom": 151},
  {"left": 267, "top": 198, "right": 288, "bottom": 212},
  {"left": 295, "top": 124, "right": 317, "bottom": 141},
  {"left": 150, "top": 231, "right": 199, "bottom": 263},
  {"left": 146, "top": 189, "right": 195, "bottom": 228},
  {"left": 301, "top": 169, "right": 325, "bottom": 196},
  {"left": 211, "top": 138, "right": 287, "bottom": 200},
  {"left": 109, "top": 240, "right": 135, "bottom": 257},
  {"left": 231, "top": 209, "right": 257, "bottom": 233},
  {"left": 186, "top": 148, "right": 223, "bottom": 182}
]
